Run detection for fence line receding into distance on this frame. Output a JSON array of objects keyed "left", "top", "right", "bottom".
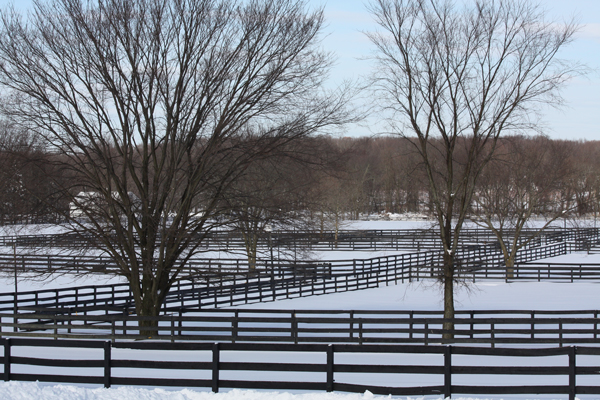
[{"left": 1, "top": 338, "right": 597, "bottom": 400}]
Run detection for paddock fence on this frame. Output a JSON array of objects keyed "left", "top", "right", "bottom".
[
  {"left": 2, "top": 309, "right": 600, "bottom": 347},
  {"left": 0, "top": 241, "right": 583, "bottom": 316},
  {"left": 0, "top": 227, "right": 593, "bottom": 278},
  {"left": 1, "top": 338, "right": 598, "bottom": 400},
  {"left": 0, "top": 241, "right": 594, "bottom": 318},
  {"left": 0, "top": 227, "right": 597, "bottom": 251}
]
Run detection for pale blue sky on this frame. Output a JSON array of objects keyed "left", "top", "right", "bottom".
[
  {"left": 2, "top": 0, "right": 599, "bottom": 140},
  {"left": 321, "top": 0, "right": 600, "bottom": 140}
]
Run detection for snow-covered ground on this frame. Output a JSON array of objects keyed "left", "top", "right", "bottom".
[
  {"left": 234, "top": 252, "right": 600, "bottom": 312},
  {"left": 0, "top": 220, "right": 598, "bottom": 399},
  {"left": 0, "top": 383, "right": 475, "bottom": 400},
  {"left": 2, "top": 252, "right": 599, "bottom": 311},
  {"left": 1, "top": 259, "right": 598, "bottom": 399},
  {"left": 344, "top": 217, "right": 594, "bottom": 231}
]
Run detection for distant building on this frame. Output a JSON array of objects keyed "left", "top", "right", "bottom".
[{"left": 69, "top": 191, "right": 140, "bottom": 219}]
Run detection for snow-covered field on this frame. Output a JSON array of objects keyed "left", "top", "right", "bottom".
[
  {"left": 0, "top": 383, "right": 468, "bottom": 400},
  {"left": 1, "top": 263, "right": 598, "bottom": 399},
  {"left": 2, "top": 252, "right": 599, "bottom": 311},
  {"left": 0, "top": 220, "right": 598, "bottom": 399}
]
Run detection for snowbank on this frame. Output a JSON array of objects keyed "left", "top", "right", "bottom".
[{"left": 0, "top": 382, "right": 449, "bottom": 400}]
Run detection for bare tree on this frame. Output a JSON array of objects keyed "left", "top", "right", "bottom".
[
  {"left": 471, "top": 135, "right": 573, "bottom": 278},
  {"left": 367, "top": 0, "right": 580, "bottom": 336},
  {"left": 558, "top": 139, "right": 600, "bottom": 219},
  {"left": 0, "top": 0, "right": 353, "bottom": 334},
  {"left": 226, "top": 136, "right": 330, "bottom": 270}
]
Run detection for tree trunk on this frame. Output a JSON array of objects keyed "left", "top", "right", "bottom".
[
  {"left": 442, "top": 252, "right": 455, "bottom": 339},
  {"left": 246, "top": 242, "right": 258, "bottom": 273},
  {"left": 136, "top": 296, "right": 162, "bottom": 338},
  {"left": 334, "top": 214, "right": 339, "bottom": 248},
  {"left": 131, "top": 274, "right": 168, "bottom": 338},
  {"left": 505, "top": 257, "right": 515, "bottom": 280},
  {"left": 241, "top": 229, "right": 259, "bottom": 274}
]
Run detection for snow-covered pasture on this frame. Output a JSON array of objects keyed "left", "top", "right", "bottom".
[
  {"left": 1, "top": 338, "right": 591, "bottom": 399},
  {"left": 1, "top": 275, "right": 599, "bottom": 399},
  {"left": 0, "top": 383, "right": 424, "bottom": 400},
  {"left": 0, "top": 266, "right": 598, "bottom": 399},
  {"left": 0, "top": 220, "right": 599, "bottom": 399}
]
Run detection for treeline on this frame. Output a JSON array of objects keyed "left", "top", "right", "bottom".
[
  {"left": 0, "top": 121, "right": 66, "bottom": 225},
  {"left": 314, "top": 135, "right": 600, "bottom": 220},
  {"left": 1, "top": 130, "right": 599, "bottom": 226}
]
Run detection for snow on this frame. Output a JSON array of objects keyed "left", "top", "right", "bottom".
[
  {"left": 0, "top": 273, "right": 126, "bottom": 293},
  {"left": 0, "top": 382, "right": 570, "bottom": 400},
  {"left": 0, "top": 383, "right": 408, "bottom": 400},
  {"left": 233, "top": 279, "right": 600, "bottom": 312},
  {"left": 343, "top": 217, "right": 586, "bottom": 231},
  {"left": 2, "top": 268, "right": 598, "bottom": 400},
  {"left": 344, "top": 220, "right": 434, "bottom": 230},
  {"left": 316, "top": 250, "right": 407, "bottom": 261},
  {"left": 0, "top": 224, "right": 70, "bottom": 236},
  {"left": 0, "top": 219, "right": 599, "bottom": 399},
  {"left": 233, "top": 251, "right": 600, "bottom": 312}
]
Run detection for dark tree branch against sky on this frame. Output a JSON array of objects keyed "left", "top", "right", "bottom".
[
  {"left": 0, "top": 0, "right": 355, "bottom": 334},
  {"left": 2, "top": 0, "right": 598, "bottom": 138},
  {"left": 367, "top": 0, "right": 581, "bottom": 337}
]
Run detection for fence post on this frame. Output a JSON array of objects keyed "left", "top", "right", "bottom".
[
  {"left": 359, "top": 319, "right": 363, "bottom": 345},
  {"left": 349, "top": 311, "right": 354, "bottom": 339},
  {"left": 444, "top": 345, "right": 452, "bottom": 399},
  {"left": 326, "top": 344, "right": 334, "bottom": 392},
  {"left": 171, "top": 316, "right": 175, "bottom": 343},
  {"left": 569, "top": 346, "right": 576, "bottom": 400},
  {"left": 109, "top": 319, "right": 115, "bottom": 343},
  {"left": 178, "top": 310, "right": 183, "bottom": 337},
  {"left": 531, "top": 311, "right": 535, "bottom": 339},
  {"left": 559, "top": 322, "right": 563, "bottom": 347},
  {"left": 595, "top": 311, "right": 598, "bottom": 339},
  {"left": 103, "top": 340, "right": 111, "bottom": 388},
  {"left": 291, "top": 312, "right": 298, "bottom": 344},
  {"left": 3, "top": 338, "right": 10, "bottom": 382},
  {"left": 571, "top": 268, "right": 574, "bottom": 283},
  {"left": 409, "top": 312, "right": 414, "bottom": 339},
  {"left": 470, "top": 312, "right": 475, "bottom": 339},
  {"left": 212, "top": 342, "right": 220, "bottom": 393}
]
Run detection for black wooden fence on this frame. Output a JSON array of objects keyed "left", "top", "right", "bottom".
[
  {"left": 1, "top": 226, "right": 597, "bottom": 251},
  {"left": 3, "top": 309, "right": 600, "bottom": 347},
  {"left": 1, "top": 337, "right": 598, "bottom": 399},
  {"left": 0, "top": 241, "right": 591, "bottom": 319},
  {"left": 0, "top": 242, "right": 593, "bottom": 317},
  {"left": 0, "top": 233, "right": 587, "bottom": 279}
]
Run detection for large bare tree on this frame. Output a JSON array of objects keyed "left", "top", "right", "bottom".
[
  {"left": 0, "top": 0, "right": 353, "bottom": 333},
  {"left": 367, "top": 0, "right": 579, "bottom": 336}
]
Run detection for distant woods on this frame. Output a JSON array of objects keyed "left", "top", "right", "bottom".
[
  {"left": 0, "top": 132, "right": 597, "bottom": 226},
  {"left": 0, "top": 121, "right": 66, "bottom": 225},
  {"left": 319, "top": 135, "right": 594, "bottom": 220}
]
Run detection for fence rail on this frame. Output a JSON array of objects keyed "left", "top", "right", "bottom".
[
  {"left": 1, "top": 338, "right": 598, "bottom": 399},
  {"left": 0, "top": 241, "right": 593, "bottom": 315},
  {"left": 2, "top": 309, "right": 600, "bottom": 347},
  {"left": 0, "top": 241, "right": 578, "bottom": 317},
  {"left": 1, "top": 227, "right": 597, "bottom": 251},
  {"left": 0, "top": 232, "right": 588, "bottom": 279}
]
